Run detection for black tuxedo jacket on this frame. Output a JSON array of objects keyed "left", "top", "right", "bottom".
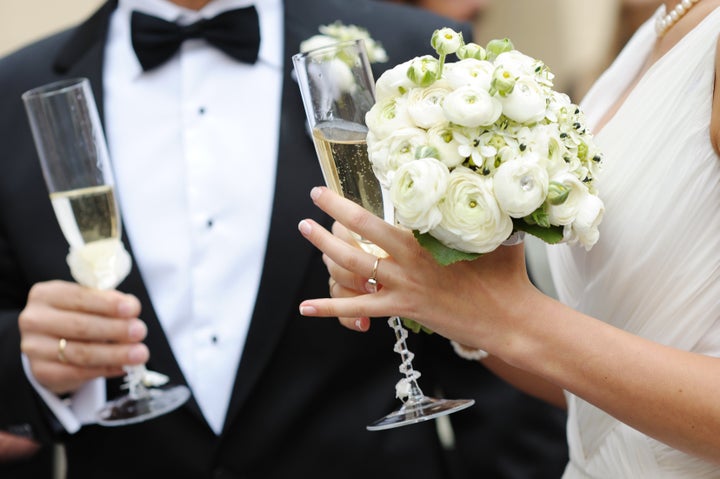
[{"left": 0, "top": 1, "right": 568, "bottom": 478}]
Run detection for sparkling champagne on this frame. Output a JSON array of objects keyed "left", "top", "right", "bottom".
[
  {"left": 50, "top": 184, "right": 120, "bottom": 248},
  {"left": 312, "top": 120, "right": 388, "bottom": 256},
  {"left": 312, "top": 120, "right": 384, "bottom": 219}
]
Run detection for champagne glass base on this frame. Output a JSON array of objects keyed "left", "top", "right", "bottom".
[
  {"left": 366, "top": 396, "right": 474, "bottom": 431},
  {"left": 96, "top": 384, "right": 191, "bottom": 427}
]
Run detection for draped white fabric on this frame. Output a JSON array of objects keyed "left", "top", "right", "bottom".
[{"left": 547, "top": 7, "right": 720, "bottom": 478}]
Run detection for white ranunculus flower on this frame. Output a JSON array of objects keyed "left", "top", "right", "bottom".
[
  {"left": 365, "top": 96, "right": 413, "bottom": 140},
  {"left": 391, "top": 157, "right": 449, "bottom": 233},
  {"left": 426, "top": 125, "right": 465, "bottom": 168},
  {"left": 368, "top": 127, "right": 428, "bottom": 188},
  {"left": 546, "top": 172, "right": 588, "bottom": 225},
  {"left": 431, "top": 167, "right": 513, "bottom": 253},
  {"left": 374, "top": 59, "right": 417, "bottom": 103},
  {"left": 406, "top": 83, "right": 452, "bottom": 129},
  {"left": 564, "top": 193, "right": 604, "bottom": 250},
  {"left": 442, "top": 86, "right": 502, "bottom": 128},
  {"left": 494, "top": 50, "right": 541, "bottom": 79},
  {"left": 443, "top": 59, "right": 495, "bottom": 91},
  {"left": 498, "top": 76, "right": 547, "bottom": 124},
  {"left": 493, "top": 156, "right": 549, "bottom": 218}
]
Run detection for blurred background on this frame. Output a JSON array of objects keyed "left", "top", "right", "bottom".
[{"left": 0, "top": 0, "right": 664, "bottom": 95}]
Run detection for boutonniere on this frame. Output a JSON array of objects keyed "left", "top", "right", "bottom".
[{"left": 299, "top": 21, "right": 388, "bottom": 64}]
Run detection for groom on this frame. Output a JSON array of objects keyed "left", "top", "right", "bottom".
[{"left": 0, "top": 0, "right": 568, "bottom": 477}]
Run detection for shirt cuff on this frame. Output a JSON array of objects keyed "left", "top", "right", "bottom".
[{"left": 21, "top": 354, "right": 106, "bottom": 433}]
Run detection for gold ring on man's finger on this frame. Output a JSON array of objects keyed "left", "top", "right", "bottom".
[{"left": 58, "top": 338, "right": 68, "bottom": 364}]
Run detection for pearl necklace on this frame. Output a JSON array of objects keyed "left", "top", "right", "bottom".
[{"left": 655, "top": 0, "right": 703, "bottom": 37}]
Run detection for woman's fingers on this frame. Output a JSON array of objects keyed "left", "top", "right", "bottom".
[
  {"left": 298, "top": 218, "right": 382, "bottom": 286},
  {"left": 327, "top": 276, "right": 371, "bottom": 332},
  {"left": 323, "top": 254, "right": 377, "bottom": 294},
  {"left": 309, "top": 187, "right": 414, "bottom": 261},
  {"left": 299, "top": 294, "right": 394, "bottom": 320}
]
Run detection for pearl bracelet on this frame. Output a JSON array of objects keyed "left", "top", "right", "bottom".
[{"left": 450, "top": 340, "right": 489, "bottom": 361}]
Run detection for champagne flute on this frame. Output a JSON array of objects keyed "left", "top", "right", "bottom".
[
  {"left": 22, "top": 78, "right": 190, "bottom": 426},
  {"left": 293, "top": 40, "right": 474, "bottom": 430}
]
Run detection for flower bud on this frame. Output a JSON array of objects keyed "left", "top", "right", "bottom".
[
  {"left": 431, "top": 28, "right": 464, "bottom": 56},
  {"left": 406, "top": 56, "right": 440, "bottom": 87},
  {"left": 486, "top": 38, "right": 514, "bottom": 61},
  {"left": 491, "top": 67, "right": 516, "bottom": 96},
  {"left": 457, "top": 43, "right": 486, "bottom": 61},
  {"left": 415, "top": 145, "right": 440, "bottom": 160},
  {"left": 547, "top": 181, "right": 570, "bottom": 205}
]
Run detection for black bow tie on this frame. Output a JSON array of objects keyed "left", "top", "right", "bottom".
[{"left": 130, "top": 7, "right": 260, "bottom": 71}]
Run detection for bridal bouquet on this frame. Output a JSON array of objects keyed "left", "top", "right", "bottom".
[{"left": 366, "top": 28, "right": 604, "bottom": 265}]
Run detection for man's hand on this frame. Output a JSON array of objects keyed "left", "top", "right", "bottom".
[{"left": 19, "top": 280, "right": 149, "bottom": 395}]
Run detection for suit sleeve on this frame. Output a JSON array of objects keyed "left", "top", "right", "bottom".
[{"left": 0, "top": 43, "right": 68, "bottom": 446}]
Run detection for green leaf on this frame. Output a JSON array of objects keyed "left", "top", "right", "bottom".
[
  {"left": 414, "top": 231, "right": 481, "bottom": 266},
  {"left": 513, "top": 220, "right": 564, "bottom": 244},
  {"left": 401, "top": 317, "right": 435, "bottom": 335}
]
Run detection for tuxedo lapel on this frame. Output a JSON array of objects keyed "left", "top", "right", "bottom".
[
  {"left": 51, "top": 0, "right": 203, "bottom": 422},
  {"left": 221, "top": 2, "right": 329, "bottom": 434}
]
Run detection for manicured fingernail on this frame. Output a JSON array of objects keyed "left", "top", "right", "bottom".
[
  {"left": 128, "top": 320, "right": 147, "bottom": 341},
  {"left": 128, "top": 344, "right": 148, "bottom": 363},
  {"left": 298, "top": 220, "right": 312, "bottom": 235},
  {"left": 310, "top": 186, "right": 322, "bottom": 200},
  {"left": 355, "top": 317, "right": 370, "bottom": 332},
  {"left": 299, "top": 304, "right": 317, "bottom": 316}
]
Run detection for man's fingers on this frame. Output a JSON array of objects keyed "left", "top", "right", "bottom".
[
  {"left": 27, "top": 280, "right": 141, "bottom": 318},
  {"left": 29, "top": 359, "right": 126, "bottom": 395},
  {"left": 21, "top": 334, "right": 149, "bottom": 368},
  {"left": 20, "top": 307, "right": 147, "bottom": 344}
]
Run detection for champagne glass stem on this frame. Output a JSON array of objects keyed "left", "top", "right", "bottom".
[
  {"left": 122, "top": 365, "right": 149, "bottom": 400},
  {"left": 388, "top": 316, "right": 425, "bottom": 403}
]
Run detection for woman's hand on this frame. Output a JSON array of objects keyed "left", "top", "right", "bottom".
[
  {"left": 298, "top": 186, "right": 539, "bottom": 355},
  {"left": 19, "top": 280, "right": 149, "bottom": 396},
  {"left": 322, "top": 221, "right": 375, "bottom": 332}
]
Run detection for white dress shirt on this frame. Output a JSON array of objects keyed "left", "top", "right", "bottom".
[{"left": 28, "top": 0, "right": 283, "bottom": 435}]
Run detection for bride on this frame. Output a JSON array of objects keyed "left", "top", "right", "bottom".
[{"left": 297, "top": 0, "right": 720, "bottom": 476}]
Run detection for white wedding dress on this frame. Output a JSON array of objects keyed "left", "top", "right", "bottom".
[{"left": 546, "top": 6, "right": 720, "bottom": 478}]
